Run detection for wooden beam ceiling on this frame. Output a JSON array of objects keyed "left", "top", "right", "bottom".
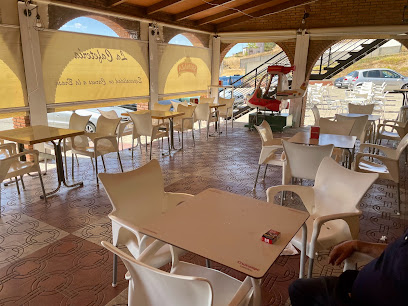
[
  {"left": 147, "top": 0, "right": 184, "bottom": 15},
  {"left": 174, "top": 0, "right": 236, "bottom": 21},
  {"left": 107, "top": 0, "right": 128, "bottom": 8},
  {"left": 216, "top": 0, "right": 316, "bottom": 30}
]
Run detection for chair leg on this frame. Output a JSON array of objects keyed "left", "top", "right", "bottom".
[
  {"left": 397, "top": 182, "right": 401, "bottom": 215},
  {"left": 112, "top": 253, "right": 118, "bottom": 287},
  {"left": 307, "top": 257, "right": 314, "bottom": 278},
  {"left": 253, "top": 165, "right": 261, "bottom": 190},
  {"left": 101, "top": 155, "right": 107, "bottom": 172},
  {"left": 44, "top": 157, "right": 48, "bottom": 174},
  {"left": 95, "top": 156, "right": 99, "bottom": 185},
  {"left": 63, "top": 144, "right": 68, "bottom": 180},
  {"left": 262, "top": 164, "right": 268, "bottom": 181},
  {"left": 168, "top": 136, "right": 170, "bottom": 155},
  {"left": 20, "top": 175, "right": 25, "bottom": 190},
  {"left": 206, "top": 124, "right": 210, "bottom": 140},
  {"left": 75, "top": 154, "right": 80, "bottom": 166},
  {"left": 131, "top": 137, "right": 134, "bottom": 159},
  {"left": 192, "top": 129, "right": 195, "bottom": 146},
  {"left": 181, "top": 130, "right": 184, "bottom": 149},
  {"left": 72, "top": 152, "right": 75, "bottom": 180},
  {"left": 150, "top": 140, "right": 153, "bottom": 160},
  {"left": 15, "top": 177, "right": 20, "bottom": 195},
  {"left": 117, "top": 152, "right": 124, "bottom": 172},
  {"left": 38, "top": 171, "right": 47, "bottom": 203},
  {"left": 90, "top": 157, "right": 95, "bottom": 169}
]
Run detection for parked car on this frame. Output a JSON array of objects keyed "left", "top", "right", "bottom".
[
  {"left": 334, "top": 76, "right": 345, "bottom": 88},
  {"left": 47, "top": 105, "right": 136, "bottom": 133},
  {"left": 341, "top": 69, "right": 408, "bottom": 90}
]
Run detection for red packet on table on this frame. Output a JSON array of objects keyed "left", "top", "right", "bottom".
[
  {"left": 310, "top": 126, "right": 320, "bottom": 139},
  {"left": 261, "top": 229, "right": 281, "bottom": 244}
]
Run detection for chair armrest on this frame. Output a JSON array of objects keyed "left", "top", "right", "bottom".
[
  {"left": 229, "top": 276, "right": 253, "bottom": 306},
  {"left": 108, "top": 214, "right": 142, "bottom": 242},
  {"left": 266, "top": 185, "right": 315, "bottom": 212},
  {"left": 137, "top": 239, "right": 167, "bottom": 263},
  {"left": 355, "top": 152, "right": 396, "bottom": 166},
  {"left": 93, "top": 135, "right": 119, "bottom": 152},
  {"left": 343, "top": 251, "right": 375, "bottom": 271},
  {"left": 312, "top": 212, "right": 362, "bottom": 241},
  {"left": 9, "top": 149, "right": 40, "bottom": 164},
  {"left": 164, "top": 192, "right": 193, "bottom": 211},
  {"left": 0, "top": 143, "right": 17, "bottom": 155},
  {"left": 359, "top": 143, "right": 397, "bottom": 158}
]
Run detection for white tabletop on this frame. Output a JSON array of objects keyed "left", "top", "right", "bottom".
[
  {"left": 137, "top": 188, "right": 309, "bottom": 279},
  {"left": 340, "top": 113, "right": 380, "bottom": 121}
]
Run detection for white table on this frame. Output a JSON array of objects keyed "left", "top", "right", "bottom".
[{"left": 136, "top": 188, "right": 309, "bottom": 305}]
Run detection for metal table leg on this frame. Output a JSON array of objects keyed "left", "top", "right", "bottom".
[
  {"left": 40, "top": 139, "right": 83, "bottom": 199},
  {"left": 299, "top": 223, "right": 307, "bottom": 279}
]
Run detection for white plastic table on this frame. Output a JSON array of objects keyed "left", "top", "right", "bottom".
[{"left": 136, "top": 188, "right": 309, "bottom": 305}]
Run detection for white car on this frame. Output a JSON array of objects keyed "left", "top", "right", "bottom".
[
  {"left": 47, "top": 106, "right": 134, "bottom": 133},
  {"left": 342, "top": 69, "right": 408, "bottom": 90}
]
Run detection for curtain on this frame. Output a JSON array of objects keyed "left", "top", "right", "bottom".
[{"left": 39, "top": 30, "right": 149, "bottom": 111}]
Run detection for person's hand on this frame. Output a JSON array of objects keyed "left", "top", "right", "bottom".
[{"left": 329, "top": 240, "right": 358, "bottom": 266}]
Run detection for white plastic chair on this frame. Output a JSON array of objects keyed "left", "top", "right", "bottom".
[
  {"left": 153, "top": 103, "right": 172, "bottom": 125},
  {"left": 218, "top": 97, "right": 235, "bottom": 133},
  {"left": 98, "top": 159, "right": 194, "bottom": 287},
  {"left": 253, "top": 121, "right": 285, "bottom": 190},
  {"left": 173, "top": 104, "right": 196, "bottom": 149},
  {"left": 194, "top": 103, "right": 217, "bottom": 139},
  {"left": 348, "top": 103, "right": 374, "bottom": 115},
  {"left": 267, "top": 157, "right": 378, "bottom": 278},
  {"left": 354, "top": 133, "right": 408, "bottom": 215},
  {"left": 0, "top": 143, "right": 47, "bottom": 202},
  {"left": 71, "top": 115, "right": 123, "bottom": 185},
  {"left": 199, "top": 97, "right": 215, "bottom": 104},
  {"left": 98, "top": 109, "right": 133, "bottom": 151},
  {"left": 0, "top": 155, "right": 13, "bottom": 207},
  {"left": 128, "top": 111, "right": 170, "bottom": 159},
  {"left": 376, "top": 106, "right": 408, "bottom": 145},
  {"left": 45, "top": 112, "right": 91, "bottom": 179},
  {"left": 101, "top": 240, "right": 253, "bottom": 306},
  {"left": 336, "top": 114, "right": 369, "bottom": 143},
  {"left": 319, "top": 118, "right": 354, "bottom": 135},
  {"left": 281, "top": 140, "right": 334, "bottom": 185}
]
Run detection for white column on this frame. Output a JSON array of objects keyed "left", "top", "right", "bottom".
[
  {"left": 17, "top": 2, "right": 48, "bottom": 126},
  {"left": 211, "top": 35, "right": 221, "bottom": 100},
  {"left": 290, "top": 33, "right": 310, "bottom": 127},
  {"left": 148, "top": 24, "right": 159, "bottom": 109}
]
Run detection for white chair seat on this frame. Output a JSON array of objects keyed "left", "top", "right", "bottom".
[
  {"left": 172, "top": 261, "right": 244, "bottom": 306},
  {"left": 378, "top": 130, "right": 399, "bottom": 140},
  {"left": 292, "top": 216, "right": 351, "bottom": 257},
  {"left": 7, "top": 160, "right": 36, "bottom": 176},
  {"left": 357, "top": 159, "right": 389, "bottom": 175}
]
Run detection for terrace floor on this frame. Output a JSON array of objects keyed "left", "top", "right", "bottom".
[{"left": 0, "top": 122, "right": 406, "bottom": 305}]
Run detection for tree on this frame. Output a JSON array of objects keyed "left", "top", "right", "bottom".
[
  {"left": 264, "top": 42, "right": 276, "bottom": 51},
  {"left": 247, "top": 42, "right": 257, "bottom": 49}
]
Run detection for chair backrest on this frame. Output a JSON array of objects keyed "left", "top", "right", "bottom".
[
  {"left": 314, "top": 157, "right": 378, "bottom": 215},
  {"left": 96, "top": 116, "right": 121, "bottom": 136},
  {"left": 282, "top": 140, "right": 334, "bottom": 181},
  {"left": 128, "top": 112, "right": 153, "bottom": 137},
  {"left": 194, "top": 103, "right": 210, "bottom": 121},
  {"left": 98, "top": 159, "right": 166, "bottom": 225},
  {"left": 396, "top": 133, "right": 408, "bottom": 158},
  {"left": 311, "top": 105, "right": 320, "bottom": 126},
  {"left": 98, "top": 109, "right": 120, "bottom": 119},
  {"left": 101, "top": 241, "right": 212, "bottom": 306},
  {"left": 153, "top": 103, "right": 172, "bottom": 112},
  {"left": 70, "top": 113, "right": 92, "bottom": 130},
  {"left": 348, "top": 103, "right": 375, "bottom": 114},
  {"left": 255, "top": 121, "right": 275, "bottom": 146},
  {"left": 199, "top": 97, "right": 215, "bottom": 104},
  {"left": 336, "top": 114, "right": 368, "bottom": 141},
  {"left": 319, "top": 118, "right": 354, "bottom": 135},
  {"left": 69, "top": 113, "right": 92, "bottom": 146},
  {"left": 399, "top": 106, "right": 408, "bottom": 123},
  {"left": 175, "top": 105, "right": 196, "bottom": 129},
  {"left": 218, "top": 97, "right": 234, "bottom": 116}
]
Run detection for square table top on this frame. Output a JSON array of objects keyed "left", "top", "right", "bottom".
[
  {"left": 289, "top": 132, "right": 357, "bottom": 149},
  {"left": 338, "top": 113, "right": 380, "bottom": 121},
  {"left": 137, "top": 188, "right": 309, "bottom": 279},
  {"left": 208, "top": 103, "right": 226, "bottom": 108},
  {"left": 122, "top": 110, "right": 184, "bottom": 119},
  {"left": 0, "top": 125, "right": 84, "bottom": 145}
]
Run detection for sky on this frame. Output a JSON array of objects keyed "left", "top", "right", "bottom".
[
  {"left": 60, "top": 17, "right": 119, "bottom": 37},
  {"left": 225, "top": 43, "right": 245, "bottom": 57}
]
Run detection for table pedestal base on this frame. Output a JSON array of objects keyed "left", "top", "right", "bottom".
[{"left": 40, "top": 139, "right": 83, "bottom": 199}]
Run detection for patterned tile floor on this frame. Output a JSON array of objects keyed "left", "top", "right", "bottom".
[{"left": 0, "top": 122, "right": 406, "bottom": 305}]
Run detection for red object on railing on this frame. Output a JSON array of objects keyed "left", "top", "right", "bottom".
[{"left": 310, "top": 126, "right": 320, "bottom": 139}]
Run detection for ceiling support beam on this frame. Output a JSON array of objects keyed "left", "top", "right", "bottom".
[
  {"left": 147, "top": 0, "right": 184, "bottom": 15},
  {"left": 196, "top": 0, "right": 275, "bottom": 25},
  {"left": 175, "top": 0, "right": 235, "bottom": 21},
  {"left": 216, "top": 0, "right": 317, "bottom": 30},
  {"left": 107, "top": 0, "right": 128, "bottom": 8}
]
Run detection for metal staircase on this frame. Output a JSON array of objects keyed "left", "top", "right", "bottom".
[
  {"left": 223, "top": 51, "right": 290, "bottom": 118},
  {"left": 310, "top": 39, "right": 389, "bottom": 80}
]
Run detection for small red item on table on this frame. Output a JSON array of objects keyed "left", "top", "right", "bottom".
[
  {"left": 261, "top": 229, "right": 280, "bottom": 244},
  {"left": 310, "top": 126, "right": 320, "bottom": 139}
]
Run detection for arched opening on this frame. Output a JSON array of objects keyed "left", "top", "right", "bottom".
[
  {"left": 59, "top": 16, "right": 126, "bottom": 38},
  {"left": 305, "top": 38, "right": 406, "bottom": 126},
  {"left": 168, "top": 34, "right": 193, "bottom": 46}
]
